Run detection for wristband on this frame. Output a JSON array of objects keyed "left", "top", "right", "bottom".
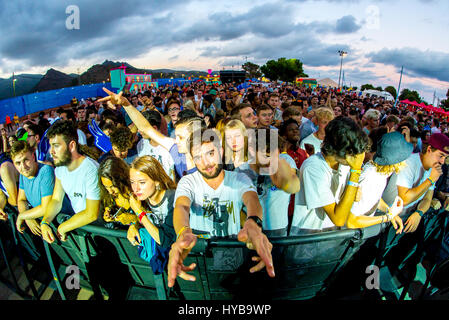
[
  {"left": 386, "top": 207, "right": 395, "bottom": 219},
  {"left": 247, "top": 216, "right": 263, "bottom": 229},
  {"left": 347, "top": 180, "right": 359, "bottom": 188},
  {"left": 41, "top": 220, "right": 51, "bottom": 227},
  {"left": 350, "top": 168, "right": 362, "bottom": 174},
  {"left": 427, "top": 177, "right": 436, "bottom": 186},
  {"left": 177, "top": 226, "right": 191, "bottom": 240},
  {"left": 138, "top": 211, "right": 146, "bottom": 222},
  {"left": 416, "top": 210, "right": 424, "bottom": 217}
]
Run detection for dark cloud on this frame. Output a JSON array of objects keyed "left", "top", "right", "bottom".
[
  {"left": 0, "top": 0, "right": 365, "bottom": 74},
  {"left": 367, "top": 48, "right": 449, "bottom": 82},
  {"left": 1, "top": 0, "right": 445, "bottom": 104},
  {"left": 0, "top": 0, "right": 181, "bottom": 68},
  {"left": 335, "top": 15, "right": 362, "bottom": 33}
]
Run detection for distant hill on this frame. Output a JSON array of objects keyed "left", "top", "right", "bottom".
[
  {"left": 79, "top": 60, "right": 212, "bottom": 84},
  {"left": 0, "top": 59, "right": 219, "bottom": 100},
  {"left": 33, "top": 68, "right": 76, "bottom": 92},
  {"left": 0, "top": 74, "right": 43, "bottom": 100}
]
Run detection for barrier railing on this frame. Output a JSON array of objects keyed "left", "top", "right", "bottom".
[
  {"left": 1, "top": 211, "right": 446, "bottom": 300},
  {"left": 39, "top": 215, "right": 384, "bottom": 300}
]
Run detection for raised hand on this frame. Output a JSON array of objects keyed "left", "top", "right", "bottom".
[
  {"left": 429, "top": 163, "right": 443, "bottom": 183},
  {"left": 98, "top": 88, "right": 131, "bottom": 106},
  {"left": 88, "top": 119, "right": 112, "bottom": 153},
  {"left": 345, "top": 152, "right": 365, "bottom": 171}
]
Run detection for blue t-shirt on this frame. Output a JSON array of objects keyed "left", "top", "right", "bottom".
[
  {"left": 19, "top": 163, "right": 74, "bottom": 215},
  {"left": 169, "top": 143, "right": 197, "bottom": 181}
]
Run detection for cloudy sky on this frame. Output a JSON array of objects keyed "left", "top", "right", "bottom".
[{"left": 1, "top": 0, "right": 448, "bottom": 102}]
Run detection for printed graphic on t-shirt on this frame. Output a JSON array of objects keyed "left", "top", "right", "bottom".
[{"left": 202, "top": 196, "right": 236, "bottom": 237}]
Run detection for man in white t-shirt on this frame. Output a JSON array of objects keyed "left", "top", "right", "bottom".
[
  {"left": 394, "top": 133, "right": 449, "bottom": 233},
  {"left": 291, "top": 117, "right": 370, "bottom": 234},
  {"left": 40, "top": 120, "right": 101, "bottom": 244},
  {"left": 167, "top": 128, "right": 275, "bottom": 288}
]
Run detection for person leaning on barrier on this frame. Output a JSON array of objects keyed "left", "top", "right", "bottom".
[
  {"left": 40, "top": 120, "right": 101, "bottom": 243},
  {"left": 11, "top": 141, "right": 73, "bottom": 236},
  {"left": 347, "top": 132, "right": 414, "bottom": 231},
  {"left": 127, "top": 156, "right": 177, "bottom": 248},
  {"left": 167, "top": 128, "right": 275, "bottom": 288},
  {"left": 98, "top": 156, "right": 138, "bottom": 227},
  {"left": 290, "top": 116, "right": 370, "bottom": 234},
  {"left": 392, "top": 133, "right": 449, "bottom": 233},
  {"left": 235, "top": 128, "right": 300, "bottom": 237}
]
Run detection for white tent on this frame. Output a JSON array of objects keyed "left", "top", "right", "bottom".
[
  {"left": 361, "top": 89, "right": 395, "bottom": 101},
  {"left": 318, "top": 78, "right": 339, "bottom": 88}
]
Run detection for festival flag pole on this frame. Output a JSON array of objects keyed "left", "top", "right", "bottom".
[{"left": 393, "top": 66, "right": 403, "bottom": 108}]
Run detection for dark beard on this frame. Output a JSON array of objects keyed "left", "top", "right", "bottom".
[
  {"left": 54, "top": 149, "right": 73, "bottom": 167},
  {"left": 198, "top": 163, "right": 223, "bottom": 179}
]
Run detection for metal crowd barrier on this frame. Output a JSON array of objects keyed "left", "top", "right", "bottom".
[{"left": 1, "top": 210, "right": 447, "bottom": 300}]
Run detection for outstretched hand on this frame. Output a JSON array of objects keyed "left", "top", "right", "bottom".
[
  {"left": 167, "top": 231, "right": 198, "bottom": 288},
  {"left": 238, "top": 220, "right": 275, "bottom": 278},
  {"left": 98, "top": 88, "right": 131, "bottom": 106}
]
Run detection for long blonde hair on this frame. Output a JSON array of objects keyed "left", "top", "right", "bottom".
[
  {"left": 221, "top": 119, "right": 249, "bottom": 164},
  {"left": 370, "top": 160, "right": 407, "bottom": 176}
]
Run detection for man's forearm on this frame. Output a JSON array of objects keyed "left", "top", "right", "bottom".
[
  {"left": 400, "top": 180, "right": 432, "bottom": 206},
  {"left": 271, "top": 159, "right": 300, "bottom": 193},
  {"left": 416, "top": 193, "right": 433, "bottom": 215},
  {"left": 18, "top": 203, "right": 46, "bottom": 220},
  {"left": 331, "top": 172, "right": 360, "bottom": 226},
  {"left": 173, "top": 205, "right": 191, "bottom": 235},
  {"left": 346, "top": 214, "right": 384, "bottom": 229},
  {"left": 58, "top": 209, "right": 98, "bottom": 234},
  {"left": 42, "top": 199, "right": 63, "bottom": 224},
  {"left": 0, "top": 192, "right": 7, "bottom": 211}
]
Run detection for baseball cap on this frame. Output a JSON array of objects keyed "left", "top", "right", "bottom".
[
  {"left": 373, "top": 131, "right": 413, "bottom": 166},
  {"left": 426, "top": 133, "right": 449, "bottom": 154},
  {"left": 209, "top": 89, "right": 217, "bottom": 95}
]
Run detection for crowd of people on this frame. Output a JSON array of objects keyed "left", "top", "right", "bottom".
[{"left": 1, "top": 79, "right": 449, "bottom": 290}]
